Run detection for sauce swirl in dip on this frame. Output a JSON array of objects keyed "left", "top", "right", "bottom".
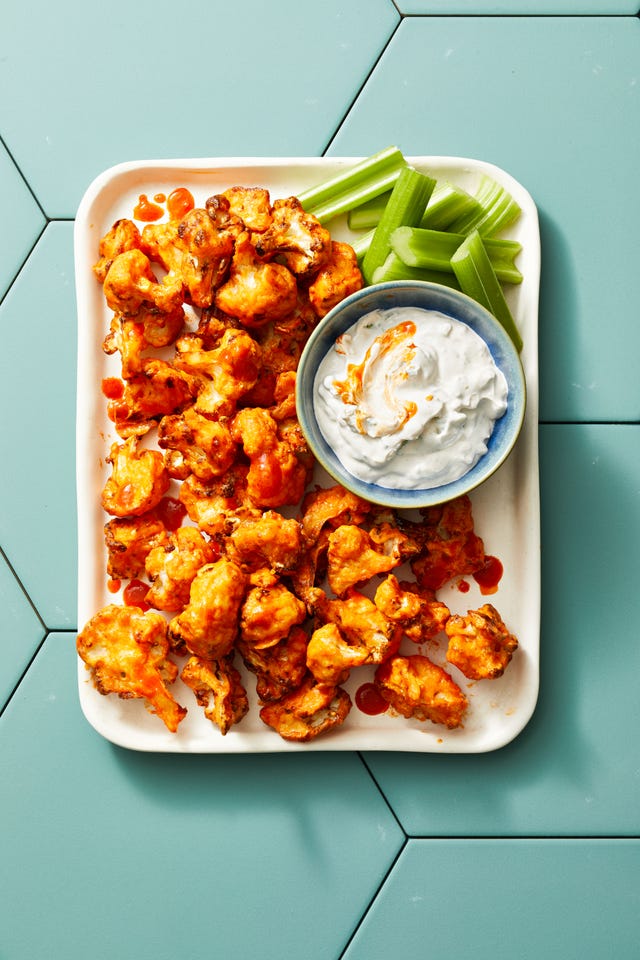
[{"left": 314, "top": 306, "right": 508, "bottom": 490}]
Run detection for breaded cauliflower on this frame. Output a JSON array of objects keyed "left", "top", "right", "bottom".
[
  {"left": 238, "top": 625, "right": 308, "bottom": 702},
  {"left": 374, "top": 575, "right": 450, "bottom": 644},
  {"left": 445, "top": 603, "right": 518, "bottom": 680},
  {"left": 375, "top": 654, "right": 468, "bottom": 729},
  {"left": 104, "top": 513, "right": 169, "bottom": 580},
  {"left": 181, "top": 653, "right": 248, "bottom": 735},
  {"left": 326, "top": 524, "right": 399, "bottom": 597},
  {"left": 254, "top": 197, "right": 332, "bottom": 277},
  {"left": 145, "top": 526, "right": 217, "bottom": 613},
  {"left": 240, "top": 580, "right": 307, "bottom": 650},
  {"left": 411, "top": 494, "right": 486, "bottom": 591},
  {"left": 307, "top": 240, "right": 363, "bottom": 317},
  {"left": 215, "top": 232, "right": 298, "bottom": 328},
  {"left": 231, "top": 407, "right": 311, "bottom": 508},
  {"left": 174, "top": 327, "right": 262, "bottom": 418},
  {"left": 93, "top": 218, "right": 143, "bottom": 284},
  {"left": 259, "top": 676, "right": 351, "bottom": 742},
  {"left": 158, "top": 406, "right": 237, "bottom": 481},
  {"left": 169, "top": 558, "right": 247, "bottom": 660},
  {"left": 101, "top": 436, "right": 170, "bottom": 518}
]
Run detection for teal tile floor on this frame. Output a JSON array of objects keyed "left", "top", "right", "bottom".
[{"left": 1, "top": 4, "right": 638, "bottom": 958}]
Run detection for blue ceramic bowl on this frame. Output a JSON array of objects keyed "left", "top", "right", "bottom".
[{"left": 296, "top": 280, "right": 526, "bottom": 510}]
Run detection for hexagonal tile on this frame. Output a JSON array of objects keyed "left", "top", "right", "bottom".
[
  {"left": 329, "top": 16, "right": 640, "bottom": 422},
  {"left": 1, "top": 634, "right": 405, "bottom": 960},
  {"left": 0, "top": 222, "right": 77, "bottom": 629},
  {"left": 0, "top": 141, "right": 46, "bottom": 301},
  {"left": 0, "top": 0, "right": 399, "bottom": 219},
  {"left": 0, "top": 551, "right": 45, "bottom": 709},
  {"left": 362, "top": 425, "right": 640, "bottom": 838},
  {"left": 343, "top": 839, "right": 640, "bottom": 958}
]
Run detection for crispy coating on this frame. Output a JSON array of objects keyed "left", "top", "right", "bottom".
[
  {"left": 174, "top": 327, "right": 262, "bottom": 418},
  {"left": 240, "top": 581, "right": 307, "bottom": 650},
  {"left": 94, "top": 218, "right": 143, "bottom": 283},
  {"left": 178, "top": 469, "right": 250, "bottom": 537},
  {"left": 326, "top": 524, "right": 399, "bottom": 597},
  {"left": 142, "top": 207, "right": 235, "bottom": 308},
  {"left": 231, "top": 406, "right": 310, "bottom": 508},
  {"left": 169, "top": 558, "right": 247, "bottom": 660},
  {"left": 254, "top": 197, "right": 332, "bottom": 277},
  {"left": 375, "top": 654, "right": 468, "bottom": 729},
  {"left": 103, "top": 248, "right": 185, "bottom": 320},
  {"left": 221, "top": 186, "right": 272, "bottom": 233},
  {"left": 243, "top": 296, "right": 318, "bottom": 406},
  {"left": 374, "top": 575, "right": 450, "bottom": 644},
  {"left": 103, "top": 312, "right": 186, "bottom": 381},
  {"left": 445, "top": 603, "right": 518, "bottom": 680},
  {"left": 306, "top": 622, "right": 369, "bottom": 685},
  {"left": 158, "top": 406, "right": 237, "bottom": 481},
  {"left": 259, "top": 676, "right": 351, "bottom": 742},
  {"left": 76, "top": 604, "right": 186, "bottom": 732},
  {"left": 107, "top": 358, "right": 198, "bottom": 438},
  {"left": 300, "top": 484, "right": 372, "bottom": 543},
  {"left": 181, "top": 654, "right": 248, "bottom": 735},
  {"left": 411, "top": 494, "right": 486, "bottom": 591},
  {"left": 226, "top": 510, "right": 303, "bottom": 575},
  {"left": 316, "top": 588, "right": 401, "bottom": 665},
  {"left": 104, "top": 513, "right": 169, "bottom": 580},
  {"left": 307, "top": 240, "right": 363, "bottom": 318},
  {"left": 145, "top": 526, "right": 217, "bottom": 612},
  {"left": 238, "top": 625, "right": 308, "bottom": 702},
  {"left": 215, "top": 232, "right": 298, "bottom": 328},
  {"left": 101, "top": 436, "right": 170, "bottom": 518}
]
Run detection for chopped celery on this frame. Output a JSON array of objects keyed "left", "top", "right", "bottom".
[
  {"left": 390, "top": 226, "right": 522, "bottom": 285},
  {"left": 450, "top": 230, "right": 523, "bottom": 352},
  {"left": 347, "top": 191, "right": 391, "bottom": 231},
  {"left": 450, "top": 175, "right": 521, "bottom": 237},
  {"left": 361, "top": 167, "right": 436, "bottom": 284},
  {"left": 297, "top": 146, "right": 407, "bottom": 224},
  {"left": 420, "top": 181, "right": 482, "bottom": 231},
  {"left": 351, "top": 229, "right": 375, "bottom": 262},
  {"left": 371, "top": 251, "right": 461, "bottom": 290}
]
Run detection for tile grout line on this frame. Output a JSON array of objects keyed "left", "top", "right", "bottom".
[{"left": 0, "top": 132, "right": 49, "bottom": 221}]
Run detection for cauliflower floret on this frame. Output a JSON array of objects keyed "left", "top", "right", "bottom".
[
  {"left": 104, "top": 513, "right": 169, "bottom": 580},
  {"left": 374, "top": 575, "right": 450, "bottom": 644},
  {"left": 445, "top": 603, "right": 518, "bottom": 680},
  {"left": 168, "top": 558, "right": 247, "bottom": 659},
  {"left": 93, "top": 218, "right": 143, "bottom": 284},
  {"left": 326, "top": 524, "right": 399, "bottom": 597},
  {"left": 103, "top": 248, "right": 184, "bottom": 320},
  {"left": 221, "top": 186, "right": 272, "bottom": 233},
  {"left": 254, "top": 197, "right": 332, "bottom": 277},
  {"left": 145, "top": 526, "right": 217, "bottom": 612},
  {"left": 225, "top": 510, "right": 303, "bottom": 575},
  {"left": 158, "top": 406, "right": 237, "bottom": 481},
  {"left": 174, "top": 327, "right": 262, "bottom": 418},
  {"left": 307, "top": 240, "right": 363, "bottom": 317},
  {"left": 259, "top": 676, "right": 351, "bottom": 742},
  {"left": 410, "top": 494, "right": 486, "bottom": 591},
  {"left": 107, "top": 358, "right": 198, "bottom": 438},
  {"left": 215, "top": 231, "right": 298, "bottom": 328},
  {"left": 238, "top": 625, "right": 308, "bottom": 702},
  {"left": 306, "top": 622, "right": 370, "bottom": 686},
  {"left": 231, "top": 406, "right": 311, "bottom": 508},
  {"left": 375, "top": 654, "right": 468, "bottom": 729},
  {"left": 181, "top": 653, "right": 248, "bottom": 735},
  {"left": 240, "top": 580, "right": 307, "bottom": 650},
  {"left": 101, "top": 436, "right": 170, "bottom": 518},
  {"left": 76, "top": 604, "right": 187, "bottom": 732}
]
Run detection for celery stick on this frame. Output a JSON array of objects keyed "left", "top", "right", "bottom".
[
  {"left": 371, "top": 252, "right": 461, "bottom": 290},
  {"left": 390, "top": 226, "right": 522, "bottom": 284},
  {"left": 347, "top": 191, "right": 390, "bottom": 230},
  {"left": 450, "top": 231, "right": 523, "bottom": 351},
  {"left": 297, "top": 147, "right": 407, "bottom": 224},
  {"left": 351, "top": 229, "right": 374, "bottom": 262},
  {"left": 450, "top": 175, "right": 521, "bottom": 237},
  {"left": 361, "top": 167, "right": 436, "bottom": 285},
  {"left": 420, "top": 181, "right": 482, "bottom": 231}
]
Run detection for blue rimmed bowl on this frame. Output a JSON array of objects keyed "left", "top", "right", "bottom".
[{"left": 295, "top": 280, "right": 526, "bottom": 510}]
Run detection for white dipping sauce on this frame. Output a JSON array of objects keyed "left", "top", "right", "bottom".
[{"left": 314, "top": 306, "right": 508, "bottom": 490}]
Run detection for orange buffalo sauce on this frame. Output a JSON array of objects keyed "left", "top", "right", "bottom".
[
  {"left": 473, "top": 555, "right": 504, "bottom": 595},
  {"left": 133, "top": 194, "right": 164, "bottom": 222},
  {"left": 167, "top": 187, "right": 195, "bottom": 220}
]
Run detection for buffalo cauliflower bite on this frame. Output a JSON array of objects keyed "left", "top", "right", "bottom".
[
  {"left": 144, "top": 526, "right": 217, "bottom": 612},
  {"left": 240, "top": 580, "right": 307, "bottom": 650},
  {"left": 76, "top": 604, "right": 186, "bottom": 732},
  {"left": 103, "top": 248, "right": 185, "bottom": 321},
  {"left": 315, "top": 588, "right": 401, "bottom": 665},
  {"left": 178, "top": 468, "right": 250, "bottom": 537},
  {"left": 254, "top": 197, "right": 332, "bottom": 277},
  {"left": 375, "top": 654, "right": 468, "bottom": 729},
  {"left": 306, "top": 622, "right": 370, "bottom": 686},
  {"left": 101, "top": 436, "right": 170, "bottom": 518},
  {"left": 94, "top": 218, "right": 143, "bottom": 283},
  {"left": 410, "top": 494, "right": 486, "bottom": 591},
  {"left": 307, "top": 240, "right": 363, "bottom": 318},
  {"left": 174, "top": 327, "right": 262, "bottom": 419},
  {"left": 104, "top": 513, "right": 169, "bottom": 580},
  {"left": 169, "top": 558, "right": 247, "bottom": 660},
  {"left": 259, "top": 676, "right": 351, "bottom": 742},
  {"left": 238, "top": 625, "right": 308, "bottom": 702},
  {"left": 142, "top": 206, "right": 235, "bottom": 307},
  {"left": 158, "top": 406, "right": 237, "bottom": 481},
  {"left": 180, "top": 654, "right": 249, "bottom": 735},
  {"left": 445, "top": 603, "right": 518, "bottom": 680},
  {"left": 215, "top": 231, "right": 298, "bottom": 328},
  {"left": 300, "top": 484, "right": 373, "bottom": 544},
  {"left": 326, "top": 524, "right": 399, "bottom": 597},
  {"left": 221, "top": 186, "right": 272, "bottom": 233},
  {"left": 231, "top": 406, "right": 310, "bottom": 508},
  {"left": 374, "top": 575, "right": 450, "bottom": 644},
  {"left": 107, "top": 358, "right": 198, "bottom": 438},
  {"left": 225, "top": 510, "right": 303, "bottom": 575}
]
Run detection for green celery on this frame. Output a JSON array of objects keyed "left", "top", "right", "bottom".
[
  {"left": 450, "top": 175, "right": 521, "bottom": 237},
  {"left": 350, "top": 229, "right": 375, "bottom": 262},
  {"left": 361, "top": 166, "right": 437, "bottom": 284},
  {"left": 297, "top": 146, "right": 407, "bottom": 224},
  {"left": 371, "top": 252, "right": 461, "bottom": 290},
  {"left": 420, "top": 181, "right": 482, "bottom": 231},
  {"left": 390, "top": 226, "right": 522, "bottom": 284},
  {"left": 347, "top": 191, "right": 390, "bottom": 230},
  {"left": 450, "top": 230, "right": 523, "bottom": 352}
]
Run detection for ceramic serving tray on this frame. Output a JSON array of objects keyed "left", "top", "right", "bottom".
[{"left": 74, "top": 156, "right": 540, "bottom": 753}]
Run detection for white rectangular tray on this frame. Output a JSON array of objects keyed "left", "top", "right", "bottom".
[{"left": 75, "top": 156, "right": 540, "bottom": 753}]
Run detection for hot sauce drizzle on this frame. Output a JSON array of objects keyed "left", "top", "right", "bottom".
[
  {"left": 133, "top": 194, "right": 164, "bottom": 222},
  {"left": 167, "top": 187, "right": 195, "bottom": 220},
  {"left": 123, "top": 579, "right": 150, "bottom": 611},
  {"left": 155, "top": 496, "right": 187, "bottom": 532},
  {"left": 355, "top": 682, "right": 388, "bottom": 716},
  {"left": 101, "top": 377, "right": 124, "bottom": 400},
  {"left": 473, "top": 555, "right": 503, "bottom": 595}
]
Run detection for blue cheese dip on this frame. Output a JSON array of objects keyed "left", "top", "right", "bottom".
[{"left": 314, "top": 306, "right": 508, "bottom": 490}]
